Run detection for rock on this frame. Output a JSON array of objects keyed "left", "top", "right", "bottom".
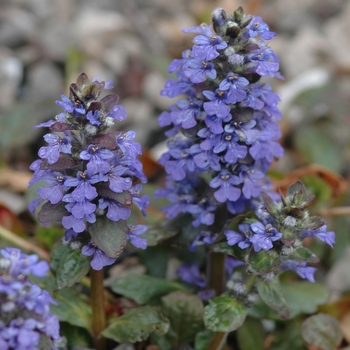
[{"left": 0, "top": 49, "right": 23, "bottom": 109}]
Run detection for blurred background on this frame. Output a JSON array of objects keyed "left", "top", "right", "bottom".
[{"left": 1, "top": 0, "right": 350, "bottom": 336}]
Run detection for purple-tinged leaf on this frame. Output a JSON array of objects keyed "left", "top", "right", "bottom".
[
  {"left": 37, "top": 201, "right": 68, "bottom": 223},
  {"left": 100, "top": 94, "right": 119, "bottom": 113},
  {"left": 94, "top": 132, "right": 118, "bottom": 149},
  {"left": 49, "top": 122, "right": 72, "bottom": 132},
  {"left": 40, "top": 154, "right": 76, "bottom": 171},
  {"left": 88, "top": 216, "right": 128, "bottom": 258},
  {"left": 96, "top": 183, "right": 132, "bottom": 206}
]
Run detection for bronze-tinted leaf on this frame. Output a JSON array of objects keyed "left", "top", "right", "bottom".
[
  {"left": 93, "top": 132, "right": 118, "bottom": 149},
  {"left": 96, "top": 183, "right": 132, "bottom": 206},
  {"left": 40, "top": 154, "right": 76, "bottom": 171},
  {"left": 88, "top": 216, "right": 128, "bottom": 258},
  {"left": 100, "top": 94, "right": 119, "bottom": 114},
  {"left": 49, "top": 122, "right": 72, "bottom": 132},
  {"left": 37, "top": 201, "right": 68, "bottom": 223}
]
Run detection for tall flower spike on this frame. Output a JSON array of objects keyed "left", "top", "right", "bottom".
[
  {"left": 157, "top": 7, "right": 283, "bottom": 231},
  {"left": 29, "top": 73, "right": 149, "bottom": 270},
  {"left": 0, "top": 248, "right": 60, "bottom": 349}
]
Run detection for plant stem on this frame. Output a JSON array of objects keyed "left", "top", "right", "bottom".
[
  {"left": 209, "top": 251, "right": 226, "bottom": 295},
  {"left": 208, "top": 331, "right": 228, "bottom": 350},
  {"left": 208, "top": 251, "right": 227, "bottom": 350},
  {"left": 90, "top": 267, "right": 106, "bottom": 350}
]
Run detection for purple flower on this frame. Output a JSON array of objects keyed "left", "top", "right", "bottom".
[
  {"left": 204, "top": 113, "right": 232, "bottom": 135},
  {"left": 213, "top": 132, "right": 247, "bottom": 164},
  {"left": 182, "top": 23, "right": 214, "bottom": 36},
  {"left": 238, "top": 165, "right": 265, "bottom": 199},
  {"left": 246, "top": 16, "right": 276, "bottom": 40},
  {"left": 64, "top": 171, "right": 99, "bottom": 202},
  {"left": 183, "top": 59, "right": 217, "bottom": 83},
  {"left": 56, "top": 94, "right": 85, "bottom": 115},
  {"left": 162, "top": 138, "right": 197, "bottom": 181},
  {"left": 129, "top": 185, "right": 150, "bottom": 216},
  {"left": 98, "top": 198, "right": 131, "bottom": 221},
  {"left": 188, "top": 198, "right": 216, "bottom": 227},
  {"left": 63, "top": 195, "right": 96, "bottom": 220},
  {"left": 127, "top": 225, "right": 148, "bottom": 249},
  {"left": 225, "top": 120, "right": 260, "bottom": 144},
  {"left": 38, "top": 133, "right": 72, "bottom": 165},
  {"left": 203, "top": 89, "right": 233, "bottom": 118},
  {"left": 250, "top": 222, "right": 282, "bottom": 252},
  {"left": 192, "top": 34, "right": 227, "bottom": 61},
  {"left": 280, "top": 260, "right": 316, "bottom": 283},
  {"left": 219, "top": 73, "right": 249, "bottom": 103},
  {"left": 300, "top": 225, "right": 335, "bottom": 248},
  {"left": 80, "top": 144, "right": 114, "bottom": 174},
  {"left": 243, "top": 86, "right": 265, "bottom": 110},
  {"left": 0, "top": 248, "right": 60, "bottom": 347},
  {"left": 1, "top": 248, "right": 49, "bottom": 278},
  {"left": 189, "top": 230, "right": 218, "bottom": 251},
  {"left": 224, "top": 223, "right": 253, "bottom": 249},
  {"left": 198, "top": 128, "right": 221, "bottom": 150},
  {"left": 82, "top": 242, "right": 116, "bottom": 270},
  {"left": 37, "top": 173, "right": 67, "bottom": 204},
  {"left": 170, "top": 98, "right": 202, "bottom": 129},
  {"left": 177, "top": 262, "right": 206, "bottom": 289},
  {"left": 210, "top": 169, "right": 241, "bottom": 203},
  {"left": 116, "top": 131, "right": 142, "bottom": 159},
  {"left": 161, "top": 75, "right": 194, "bottom": 98},
  {"left": 105, "top": 165, "right": 132, "bottom": 193},
  {"left": 86, "top": 110, "right": 101, "bottom": 126},
  {"left": 226, "top": 257, "right": 245, "bottom": 277},
  {"left": 168, "top": 50, "right": 193, "bottom": 73},
  {"left": 109, "top": 104, "right": 127, "bottom": 121}
]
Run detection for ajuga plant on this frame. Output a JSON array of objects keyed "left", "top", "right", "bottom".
[
  {"left": 152, "top": 6, "right": 337, "bottom": 349},
  {"left": 0, "top": 248, "right": 60, "bottom": 349},
  {"left": 29, "top": 73, "right": 149, "bottom": 348}
]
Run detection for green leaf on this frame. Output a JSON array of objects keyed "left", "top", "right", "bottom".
[
  {"left": 50, "top": 241, "right": 90, "bottom": 289},
  {"left": 282, "top": 281, "right": 329, "bottom": 318},
  {"left": 194, "top": 329, "right": 215, "bottom": 350},
  {"left": 159, "top": 292, "right": 205, "bottom": 345},
  {"left": 236, "top": 317, "right": 265, "bottom": 350},
  {"left": 287, "top": 246, "right": 319, "bottom": 264},
  {"left": 268, "top": 319, "right": 306, "bottom": 350},
  {"left": 301, "top": 313, "right": 342, "bottom": 350},
  {"left": 257, "top": 279, "right": 290, "bottom": 319},
  {"left": 88, "top": 216, "right": 127, "bottom": 258},
  {"left": 261, "top": 192, "right": 278, "bottom": 216},
  {"left": 110, "top": 274, "right": 188, "bottom": 305},
  {"left": 213, "top": 241, "right": 247, "bottom": 262},
  {"left": 141, "top": 225, "right": 178, "bottom": 247},
  {"left": 204, "top": 294, "right": 247, "bottom": 332},
  {"left": 102, "top": 306, "right": 169, "bottom": 343},
  {"left": 247, "top": 249, "right": 280, "bottom": 275},
  {"left": 59, "top": 323, "right": 91, "bottom": 347},
  {"left": 51, "top": 286, "right": 92, "bottom": 332}
]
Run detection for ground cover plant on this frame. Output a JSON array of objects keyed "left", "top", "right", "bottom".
[{"left": 0, "top": 5, "right": 345, "bottom": 350}]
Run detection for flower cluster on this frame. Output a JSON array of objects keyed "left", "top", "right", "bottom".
[
  {"left": 0, "top": 248, "right": 60, "bottom": 349},
  {"left": 156, "top": 7, "right": 283, "bottom": 246},
  {"left": 29, "top": 73, "right": 149, "bottom": 270},
  {"left": 224, "top": 181, "right": 335, "bottom": 282}
]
